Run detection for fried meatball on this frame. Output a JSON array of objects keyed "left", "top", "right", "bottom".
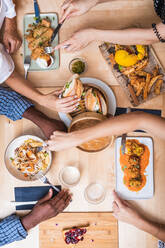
[
  {"left": 129, "top": 178, "right": 142, "bottom": 187},
  {"left": 129, "top": 155, "right": 140, "bottom": 166}
]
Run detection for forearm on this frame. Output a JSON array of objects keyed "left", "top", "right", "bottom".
[
  {"left": 94, "top": 27, "right": 157, "bottom": 45},
  {"left": 5, "top": 70, "right": 43, "bottom": 103},
  {"left": 72, "top": 112, "right": 165, "bottom": 145},
  {"left": 137, "top": 218, "right": 165, "bottom": 242}
]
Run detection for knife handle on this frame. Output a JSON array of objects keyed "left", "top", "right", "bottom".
[
  {"left": 51, "top": 21, "right": 64, "bottom": 43},
  {"left": 34, "top": 0, "right": 40, "bottom": 23}
]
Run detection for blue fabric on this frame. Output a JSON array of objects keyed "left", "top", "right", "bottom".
[
  {"left": 0, "top": 87, "right": 34, "bottom": 121},
  {"left": 0, "top": 214, "right": 28, "bottom": 246},
  {"left": 158, "top": 240, "right": 165, "bottom": 248}
]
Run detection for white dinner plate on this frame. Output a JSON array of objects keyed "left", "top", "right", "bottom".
[
  {"left": 5, "top": 135, "right": 52, "bottom": 181},
  {"left": 115, "top": 136, "right": 154, "bottom": 200},
  {"left": 59, "top": 77, "right": 117, "bottom": 127}
]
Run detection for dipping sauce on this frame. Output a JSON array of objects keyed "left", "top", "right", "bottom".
[
  {"left": 69, "top": 58, "right": 86, "bottom": 74},
  {"left": 36, "top": 56, "right": 53, "bottom": 69}
]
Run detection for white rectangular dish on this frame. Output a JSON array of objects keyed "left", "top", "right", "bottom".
[
  {"left": 23, "top": 13, "right": 60, "bottom": 71},
  {"left": 115, "top": 136, "right": 154, "bottom": 200}
]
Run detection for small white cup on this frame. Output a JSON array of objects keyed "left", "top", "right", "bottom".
[{"left": 59, "top": 166, "right": 80, "bottom": 187}]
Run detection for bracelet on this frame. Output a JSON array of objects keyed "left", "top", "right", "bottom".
[{"left": 152, "top": 23, "right": 165, "bottom": 43}]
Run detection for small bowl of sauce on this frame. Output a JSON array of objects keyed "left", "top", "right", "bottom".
[{"left": 69, "top": 57, "right": 87, "bottom": 75}]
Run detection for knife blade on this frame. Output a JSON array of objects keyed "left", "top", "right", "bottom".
[
  {"left": 121, "top": 107, "right": 131, "bottom": 154},
  {"left": 33, "top": 0, "right": 40, "bottom": 23}
]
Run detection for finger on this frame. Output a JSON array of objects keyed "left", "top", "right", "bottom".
[
  {"left": 4, "top": 40, "right": 10, "bottom": 53},
  {"left": 55, "top": 38, "right": 73, "bottom": 50},
  {"left": 10, "top": 40, "right": 17, "bottom": 54},
  {"left": 51, "top": 189, "right": 67, "bottom": 203},
  {"left": 60, "top": 6, "right": 74, "bottom": 22},
  {"left": 37, "top": 188, "right": 53, "bottom": 204},
  {"left": 60, "top": 105, "right": 78, "bottom": 113},
  {"left": 60, "top": 99, "right": 80, "bottom": 108},
  {"left": 56, "top": 194, "right": 72, "bottom": 211},
  {"left": 54, "top": 191, "right": 71, "bottom": 208},
  {"left": 112, "top": 190, "right": 124, "bottom": 208},
  {"left": 16, "top": 40, "right": 22, "bottom": 51},
  {"left": 112, "top": 201, "right": 119, "bottom": 212},
  {"left": 58, "top": 95, "right": 78, "bottom": 103}
]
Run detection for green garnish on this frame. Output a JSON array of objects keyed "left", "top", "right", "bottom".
[
  {"left": 52, "top": 17, "right": 55, "bottom": 20},
  {"left": 97, "top": 110, "right": 103, "bottom": 114},
  {"left": 39, "top": 42, "right": 43, "bottom": 46},
  {"left": 93, "top": 92, "right": 96, "bottom": 97},
  {"left": 122, "top": 165, "right": 127, "bottom": 171},
  {"left": 10, "top": 157, "right": 14, "bottom": 161},
  {"left": 118, "top": 65, "right": 123, "bottom": 71},
  {"left": 33, "top": 17, "right": 40, "bottom": 21},
  {"left": 65, "top": 82, "right": 71, "bottom": 88},
  {"left": 135, "top": 165, "right": 140, "bottom": 169},
  {"left": 44, "top": 152, "right": 48, "bottom": 157},
  {"left": 82, "top": 92, "right": 86, "bottom": 96}
]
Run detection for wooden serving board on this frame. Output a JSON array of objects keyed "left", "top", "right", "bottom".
[
  {"left": 99, "top": 43, "right": 165, "bottom": 106},
  {"left": 39, "top": 213, "right": 118, "bottom": 248}
]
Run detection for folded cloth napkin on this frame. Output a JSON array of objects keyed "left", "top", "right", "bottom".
[
  {"left": 115, "top": 107, "right": 161, "bottom": 116},
  {"left": 14, "top": 185, "right": 61, "bottom": 210},
  {"left": 115, "top": 107, "right": 161, "bottom": 133}
]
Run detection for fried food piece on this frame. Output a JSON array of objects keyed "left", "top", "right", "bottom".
[
  {"left": 143, "top": 73, "right": 151, "bottom": 100},
  {"left": 147, "top": 75, "right": 163, "bottom": 93},
  {"left": 152, "top": 65, "right": 159, "bottom": 77},
  {"left": 136, "top": 81, "right": 145, "bottom": 97},
  {"left": 154, "top": 79, "right": 163, "bottom": 95},
  {"left": 41, "top": 18, "right": 51, "bottom": 27},
  {"left": 127, "top": 84, "right": 139, "bottom": 106},
  {"left": 28, "top": 28, "right": 53, "bottom": 50},
  {"left": 127, "top": 166, "right": 140, "bottom": 178},
  {"left": 129, "top": 178, "right": 142, "bottom": 187},
  {"left": 126, "top": 140, "right": 145, "bottom": 156},
  {"left": 128, "top": 155, "right": 140, "bottom": 166},
  {"left": 135, "top": 70, "right": 147, "bottom": 77},
  {"left": 33, "top": 26, "right": 48, "bottom": 38},
  {"left": 31, "top": 47, "right": 45, "bottom": 60},
  {"left": 109, "top": 54, "right": 116, "bottom": 66}
]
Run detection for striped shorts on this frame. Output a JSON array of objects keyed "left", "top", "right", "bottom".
[{"left": 0, "top": 87, "right": 34, "bottom": 121}]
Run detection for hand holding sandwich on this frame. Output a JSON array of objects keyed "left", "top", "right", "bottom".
[{"left": 40, "top": 89, "right": 79, "bottom": 113}]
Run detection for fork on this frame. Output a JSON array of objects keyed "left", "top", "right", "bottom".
[
  {"left": 24, "top": 55, "right": 31, "bottom": 79},
  {"left": 36, "top": 171, "right": 60, "bottom": 193}
]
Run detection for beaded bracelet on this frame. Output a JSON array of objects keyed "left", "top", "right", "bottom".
[{"left": 152, "top": 23, "right": 165, "bottom": 43}]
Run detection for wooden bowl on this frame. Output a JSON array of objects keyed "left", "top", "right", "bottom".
[{"left": 68, "top": 112, "right": 114, "bottom": 153}]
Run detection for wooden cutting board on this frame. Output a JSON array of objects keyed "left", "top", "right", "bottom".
[{"left": 39, "top": 213, "right": 118, "bottom": 248}]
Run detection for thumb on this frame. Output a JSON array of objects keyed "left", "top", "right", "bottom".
[
  {"left": 55, "top": 38, "right": 72, "bottom": 50},
  {"left": 37, "top": 188, "right": 53, "bottom": 204},
  {"left": 112, "top": 190, "right": 124, "bottom": 208}
]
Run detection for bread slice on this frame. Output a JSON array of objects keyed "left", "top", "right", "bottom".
[
  {"left": 62, "top": 224, "right": 89, "bottom": 247},
  {"left": 62, "top": 74, "right": 84, "bottom": 98}
]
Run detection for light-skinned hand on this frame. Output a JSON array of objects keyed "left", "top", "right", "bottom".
[{"left": 40, "top": 89, "right": 80, "bottom": 113}]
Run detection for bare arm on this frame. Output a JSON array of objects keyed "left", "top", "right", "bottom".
[
  {"left": 5, "top": 70, "right": 79, "bottom": 113},
  {"left": 113, "top": 191, "right": 165, "bottom": 242},
  {"left": 95, "top": 23, "right": 165, "bottom": 45},
  {"left": 47, "top": 112, "right": 165, "bottom": 151}
]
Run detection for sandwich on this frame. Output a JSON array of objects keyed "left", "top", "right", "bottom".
[
  {"left": 85, "top": 88, "right": 107, "bottom": 115},
  {"left": 62, "top": 74, "right": 84, "bottom": 98}
]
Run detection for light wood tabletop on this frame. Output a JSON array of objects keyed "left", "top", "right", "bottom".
[{"left": 1, "top": 0, "right": 165, "bottom": 248}]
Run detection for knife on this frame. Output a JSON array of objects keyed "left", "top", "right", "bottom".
[
  {"left": 11, "top": 201, "right": 37, "bottom": 206},
  {"left": 51, "top": 19, "right": 65, "bottom": 43},
  {"left": 33, "top": 0, "right": 40, "bottom": 23},
  {"left": 121, "top": 107, "right": 131, "bottom": 154}
]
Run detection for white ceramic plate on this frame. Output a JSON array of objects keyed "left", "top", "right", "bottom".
[
  {"left": 59, "top": 77, "right": 117, "bottom": 127},
  {"left": 5, "top": 135, "right": 52, "bottom": 181},
  {"left": 23, "top": 13, "right": 59, "bottom": 71},
  {"left": 115, "top": 136, "right": 154, "bottom": 200}
]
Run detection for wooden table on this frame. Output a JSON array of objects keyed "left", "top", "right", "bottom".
[{"left": 1, "top": 0, "right": 165, "bottom": 247}]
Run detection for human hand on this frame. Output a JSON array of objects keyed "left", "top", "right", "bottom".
[
  {"left": 21, "top": 189, "right": 72, "bottom": 231},
  {"left": 3, "top": 30, "right": 22, "bottom": 54},
  {"left": 60, "top": 0, "right": 98, "bottom": 22},
  {"left": 112, "top": 191, "right": 144, "bottom": 228},
  {"left": 46, "top": 131, "right": 81, "bottom": 151},
  {"left": 55, "top": 29, "right": 96, "bottom": 52},
  {"left": 40, "top": 89, "right": 80, "bottom": 113}
]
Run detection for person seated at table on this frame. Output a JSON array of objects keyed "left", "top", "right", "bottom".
[
  {"left": 55, "top": 0, "right": 165, "bottom": 52},
  {"left": 0, "top": 0, "right": 79, "bottom": 114},
  {"left": 46, "top": 111, "right": 165, "bottom": 243},
  {"left": 0, "top": 189, "right": 71, "bottom": 247}
]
